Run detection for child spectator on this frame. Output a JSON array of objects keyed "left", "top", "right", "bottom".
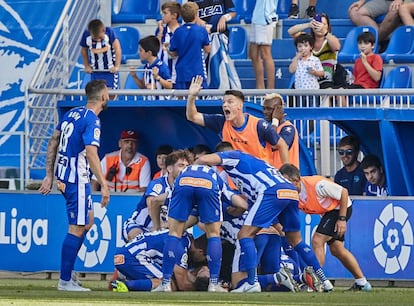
[
  {"left": 129, "top": 35, "right": 173, "bottom": 99},
  {"left": 153, "top": 144, "right": 174, "bottom": 179},
  {"left": 169, "top": 2, "right": 211, "bottom": 89},
  {"left": 360, "top": 154, "right": 388, "bottom": 197},
  {"left": 80, "top": 19, "right": 122, "bottom": 93},
  {"left": 289, "top": 34, "right": 324, "bottom": 106},
  {"left": 156, "top": 1, "right": 181, "bottom": 83},
  {"left": 346, "top": 32, "right": 383, "bottom": 90}
]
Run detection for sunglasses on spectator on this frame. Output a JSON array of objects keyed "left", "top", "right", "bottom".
[{"left": 338, "top": 149, "right": 353, "bottom": 156}]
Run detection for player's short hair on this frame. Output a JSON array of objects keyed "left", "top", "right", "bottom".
[
  {"left": 279, "top": 163, "right": 301, "bottom": 181},
  {"left": 87, "top": 19, "right": 104, "bottom": 36},
  {"left": 165, "top": 149, "right": 194, "bottom": 167},
  {"left": 194, "top": 276, "right": 209, "bottom": 291},
  {"left": 156, "top": 144, "right": 174, "bottom": 156},
  {"left": 215, "top": 141, "right": 233, "bottom": 152},
  {"left": 139, "top": 35, "right": 160, "bottom": 57},
  {"left": 294, "top": 33, "right": 314, "bottom": 48},
  {"left": 224, "top": 90, "right": 245, "bottom": 103},
  {"left": 191, "top": 144, "right": 212, "bottom": 156},
  {"left": 85, "top": 80, "right": 107, "bottom": 100},
  {"left": 263, "top": 93, "right": 284, "bottom": 106},
  {"left": 161, "top": 1, "right": 181, "bottom": 18},
  {"left": 181, "top": 2, "right": 198, "bottom": 23}
]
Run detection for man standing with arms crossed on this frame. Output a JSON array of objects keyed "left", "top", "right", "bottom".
[{"left": 39, "top": 80, "right": 110, "bottom": 291}]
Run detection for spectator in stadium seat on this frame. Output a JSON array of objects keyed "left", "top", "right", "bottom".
[
  {"left": 249, "top": 0, "right": 278, "bottom": 89},
  {"left": 334, "top": 31, "right": 383, "bottom": 106},
  {"left": 92, "top": 130, "right": 151, "bottom": 193},
  {"left": 80, "top": 19, "right": 121, "bottom": 97},
  {"left": 152, "top": 144, "right": 174, "bottom": 179},
  {"left": 169, "top": 2, "right": 211, "bottom": 89},
  {"left": 360, "top": 154, "right": 389, "bottom": 197},
  {"left": 334, "top": 136, "right": 367, "bottom": 196},
  {"left": 289, "top": 0, "right": 318, "bottom": 18},
  {"left": 185, "top": 75, "right": 289, "bottom": 165},
  {"left": 288, "top": 13, "right": 341, "bottom": 89},
  {"left": 348, "top": 0, "right": 409, "bottom": 46},
  {"left": 399, "top": 2, "right": 414, "bottom": 25},
  {"left": 156, "top": 1, "right": 181, "bottom": 83},
  {"left": 129, "top": 35, "right": 173, "bottom": 97}
]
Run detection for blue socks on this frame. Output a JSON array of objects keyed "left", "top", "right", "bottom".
[
  {"left": 61, "top": 233, "right": 83, "bottom": 281},
  {"left": 239, "top": 237, "right": 257, "bottom": 285},
  {"left": 207, "top": 237, "right": 222, "bottom": 285},
  {"left": 162, "top": 236, "right": 183, "bottom": 285},
  {"left": 293, "top": 241, "right": 328, "bottom": 282}
]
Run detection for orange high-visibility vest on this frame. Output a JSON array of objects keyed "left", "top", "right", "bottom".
[
  {"left": 300, "top": 176, "right": 340, "bottom": 214},
  {"left": 269, "top": 120, "right": 299, "bottom": 169}
]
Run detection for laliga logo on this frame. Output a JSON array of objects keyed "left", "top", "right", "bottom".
[
  {"left": 77, "top": 202, "right": 111, "bottom": 268},
  {"left": 373, "top": 203, "right": 413, "bottom": 274}
]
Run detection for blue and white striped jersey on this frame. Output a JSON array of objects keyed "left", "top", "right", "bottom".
[
  {"left": 80, "top": 27, "right": 118, "bottom": 70},
  {"left": 155, "top": 25, "right": 177, "bottom": 82},
  {"left": 55, "top": 106, "right": 101, "bottom": 184},
  {"left": 216, "top": 150, "right": 290, "bottom": 207},
  {"left": 124, "top": 229, "right": 191, "bottom": 269}
]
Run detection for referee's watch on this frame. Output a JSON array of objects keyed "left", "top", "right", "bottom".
[{"left": 338, "top": 216, "right": 346, "bottom": 221}]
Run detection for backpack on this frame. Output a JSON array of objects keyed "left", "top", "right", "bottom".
[{"left": 333, "top": 63, "right": 348, "bottom": 87}]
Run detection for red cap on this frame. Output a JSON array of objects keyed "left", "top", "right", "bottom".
[{"left": 120, "top": 130, "right": 138, "bottom": 140}]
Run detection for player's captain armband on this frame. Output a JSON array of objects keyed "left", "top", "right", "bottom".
[
  {"left": 114, "top": 254, "right": 125, "bottom": 265},
  {"left": 277, "top": 189, "right": 299, "bottom": 201}
]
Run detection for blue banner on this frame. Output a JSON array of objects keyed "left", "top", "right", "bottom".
[{"left": 0, "top": 193, "right": 413, "bottom": 280}]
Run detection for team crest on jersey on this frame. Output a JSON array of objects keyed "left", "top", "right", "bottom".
[
  {"left": 262, "top": 121, "right": 270, "bottom": 128},
  {"left": 94, "top": 128, "right": 100, "bottom": 140}
]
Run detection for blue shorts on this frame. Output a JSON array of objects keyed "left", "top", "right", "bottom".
[
  {"left": 91, "top": 71, "right": 119, "bottom": 89},
  {"left": 114, "top": 247, "right": 162, "bottom": 280},
  {"left": 58, "top": 181, "right": 92, "bottom": 226},
  {"left": 168, "top": 174, "right": 223, "bottom": 224},
  {"left": 244, "top": 183, "right": 300, "bottom": 232}
]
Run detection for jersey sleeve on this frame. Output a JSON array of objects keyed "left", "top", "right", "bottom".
[
  {"left": 83, "top": 112, "right": 101, "bottom": 147},
  {"left": 279, "top": 125, "right": 295, "bottom": 149},
  {"left": 79, "top": 30, "right": 89, "bottom": 47},
  {"left": 203, "top": 113, "right": 226, "bottom": 133},
  {"left": 257, "top": 119, "right": 280, "bottom": 146},
  {"left": 315, "top": 179, "right": 343, "bottom": 200}
]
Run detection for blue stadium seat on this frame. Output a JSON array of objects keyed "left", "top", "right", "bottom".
[
  {"left": 381, "top": 26, "right": 414, "bottom": 63},
  {"left": 228, "top": 26, "right": 248, "bottom": 59},
  {"left": 337, "top": 26, "right": 378, "bottom": 63},
  {"left": 230, "top": 0, "right": 256, "bottom": 24},
  {"left": 277, "top": 0, "right": 290, "bottom": 19},
  {"left": 113, "top": 26, "right": 140, "bottom": 64},
  {"left": 382, "top": 65, "right": 412, "bottom": 89},
  {"left": 112, "top": 0, "right": 160, "bottom": 23},
  {"left": 271, "top": 39, "right": 295, "bottom": 60}
]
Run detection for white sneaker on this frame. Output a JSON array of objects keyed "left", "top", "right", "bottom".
[
  {"left": 152, "top": 282, "right": 172, "bottom": 292},
  {"left": 208, "top": 283, "right": 228, "bottom": 292},
  {"left": 231, "top": 281, "right": 261, "bottom": 293},
  {"left": 58, "top": 279, "right": 91, "bottom": 291},
  {"left": 323, "top": 279, "right": 334, "bottom": 292},
  {"left": 276, "top": 267, "right": 298, "bottom": 292},
  {"left": 71, "top": 271, "right": 81, "bottom": 286}
]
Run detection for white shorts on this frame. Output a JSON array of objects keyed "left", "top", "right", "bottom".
[{"left": 250, "top": 23, "right": 275, "bottom": 45}]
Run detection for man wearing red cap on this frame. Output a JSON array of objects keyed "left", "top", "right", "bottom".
[{"left": 93, "top": 130, "right": 151, "bottom": 193}]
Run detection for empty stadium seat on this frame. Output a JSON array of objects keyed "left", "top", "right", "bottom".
[
  {"left": 381, "top": 26, "right": 414, "bottom": 63},
  {"left": 112, "top": 0, "right": 160, "bottom": 23},
  {"left": 228, "top": 26, "right": 248, "bottom": 59},
  {"left": 230, "top": 0, "right": 256, "bottom": 24},
  {"left": 337, "top": 26, "right": 378, "bottom": 63},
  {"left": 382, "top": 65, "right": 412, "bottom": 89},
  {"left": 113, "top": 26, "right": 140, "bottom": 63},
  {"left": 271, "top": 39, "right": 295, "bottom": 60}
]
